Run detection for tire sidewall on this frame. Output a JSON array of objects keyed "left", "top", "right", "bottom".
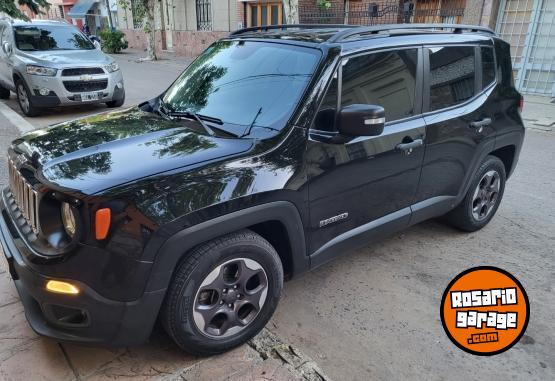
[
  {"left": 16, "top": 79, "right": 38, "bottom": 117},
  {"left": 464, "top": 156, "right": 506, "bottom": 229},
  {"left": 170, "top": 237, "right": 283, "bottom": 354}
]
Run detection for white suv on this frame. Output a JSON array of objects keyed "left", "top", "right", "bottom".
[{"left": 0, "top": 19, "right": 125, "bottom": 116}]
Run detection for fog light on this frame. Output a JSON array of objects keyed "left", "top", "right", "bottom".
[
  {"left": 46, "top": 280, "right": 80, "bottom": 295},
  {"left": 116, "top": 81, "right": 123, "bottom": 89},
  {"left": 39, "top": 88, "right": 50, "bottom": 96}
]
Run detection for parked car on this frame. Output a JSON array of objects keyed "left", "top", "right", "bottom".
[
  {"left": 0, "top": 24, "right": 524, "bottom": 355},
  {"left": 0, "top": 19, "right": 124, "bottom": 116}
]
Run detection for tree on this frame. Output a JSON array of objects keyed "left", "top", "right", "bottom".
[
  {"left": 119, "top": 0, "right": 157, "bottom": 61},
  {"left": 282, "top": 0, "right": 299, "bottom": 24},
  {"left": 0, "top": 0, "right": 50, "bottom": 20}
]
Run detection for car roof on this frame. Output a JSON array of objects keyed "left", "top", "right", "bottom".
[
  {"left": 10, "top": 19, "right": 73, "bottom": 27},
  {"left": 229, "top": 23, "right": 497, "bottom": 50}
]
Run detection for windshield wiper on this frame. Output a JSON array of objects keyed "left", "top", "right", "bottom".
[{"left": 168, "top": 111, "right": 215, "bottom": 136}]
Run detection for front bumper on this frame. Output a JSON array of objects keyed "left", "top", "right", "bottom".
[
  {"left": 0, "top": 201, "right": 164, "bottom": 347},
  {"left": 22, "top": 68, "right": 124, "bottom": 107}
]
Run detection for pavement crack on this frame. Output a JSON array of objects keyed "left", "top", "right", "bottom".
[
  {"left": 0, "top": 300, "right": 20, "bottom": 309},
  {"left": 58, "top": 343, "right": 81, "bottom": 381}
]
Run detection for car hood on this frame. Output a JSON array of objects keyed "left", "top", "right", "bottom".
[
  {"left": 12, "top": 108, "right": 254, "bottom": 194},
  {"left": 17, "top": 48, "right": 111, "bottom": 66}
]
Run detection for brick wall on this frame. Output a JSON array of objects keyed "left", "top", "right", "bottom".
[{"left": 122, "top": 29, "right": 227, "bottom": 58}]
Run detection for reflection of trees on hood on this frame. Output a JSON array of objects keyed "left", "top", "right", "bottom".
[
  {"left": 15, "top": 109, "right": 180, "bottom": 163},
  {"left": 46, "top": 152, "right": 112, "bottom": 180},
  {"left": 145, "top": 131, "right": 217, "bottom": 158}
]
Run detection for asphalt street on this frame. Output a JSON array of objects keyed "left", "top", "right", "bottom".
[{"left": 0, "top": 51, "right": 553, "bottom": 381}]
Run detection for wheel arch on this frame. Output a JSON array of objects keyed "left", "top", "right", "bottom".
[
  {"left": 489, "top": 144, "right": 516, "bottom": 179},
  {"left": 145, "top": 201, "right": 309, "bottom": 293}
]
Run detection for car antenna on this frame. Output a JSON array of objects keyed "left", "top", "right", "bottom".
[{"left": 240, "top": 107, "right": 262, "bottom": 138}]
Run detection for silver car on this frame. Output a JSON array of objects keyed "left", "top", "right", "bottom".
[{"left": 0, "top": 19, "right": 125, "bottom": 116}]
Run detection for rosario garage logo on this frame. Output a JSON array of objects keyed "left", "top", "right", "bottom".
[{"left": 440, "top": 266, "right": 529, "bottom": 355}]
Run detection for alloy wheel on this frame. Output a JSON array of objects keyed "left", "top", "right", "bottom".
[
  {"left": 17, "top": 84, "right": 29, "bottom": 114},
  {"left": 193, "top": 258, "right": 268, "bottom": 338},
  {"left": 471, "top": 170, "right": 500, "bottom": 221}
]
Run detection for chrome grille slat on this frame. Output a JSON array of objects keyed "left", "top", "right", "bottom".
[{"left": 7, "top": 158, "right": 39, "bottom": 233}]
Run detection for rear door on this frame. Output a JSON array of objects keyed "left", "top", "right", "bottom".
[
  {"left": 307, "top": 47, "right": 426, "bottom": 265},
  {"left": 414, "top": 44, "right": 497, "bottom": 215}
]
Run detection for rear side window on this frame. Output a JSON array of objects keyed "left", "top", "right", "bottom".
[
  {"left": 481, "top": 46, "right": 496, "bottom": 88},
  {"left": 428, "top": 46, "right": 475, "bottom": 111},
  {"left": 341, "top": 49, "right": 418, "bottom": 122}
]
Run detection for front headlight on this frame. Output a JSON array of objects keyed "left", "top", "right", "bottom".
[
  {"left": 105, "top": 62, "right": 119, "bottom": 73},
  {"left": 26, "top": 65, "right": 57, "bottom": 76},
  {"left": 61, "top": 202, "right": 76, "bottom": 238}
]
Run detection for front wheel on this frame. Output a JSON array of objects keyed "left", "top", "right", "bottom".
[
  {"left": 106, "top": 90, "right": 125, "bottom": 108},
  {"left": 445, "top": 155, "right": 506, "bottom": 232},
  {"left": 16, "top": 80, "right": 40, "bottom": 117},
  {"left": 160, "top": 230, "right": 283, "bottom": 355}
]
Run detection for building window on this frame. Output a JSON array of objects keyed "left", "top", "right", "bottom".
[
  {"left": 131, "top": 0, "right": 143, "bottom": 29},
  {"left": 248, "top": 2, "right": 283, "bottom": 27},
  {"left": 196, "top": 0, "right": 212, "bottom": 31},
  {"left": 58, "top": 5, "right": 64, "bottom": 19}
]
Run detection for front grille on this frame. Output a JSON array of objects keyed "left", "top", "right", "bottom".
[
  {"left": 8, "top": 159, "right": 39, "bottom": 233},
  {"left": 61, "top": 67, "right": 104, "bottom": 76},
  {"left": 63, "top": 79, "right": 108, "bottom": 93}
]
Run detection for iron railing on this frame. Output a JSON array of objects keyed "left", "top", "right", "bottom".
[{"left": 299, "top": 1, "right": 466, "bottom": 26}]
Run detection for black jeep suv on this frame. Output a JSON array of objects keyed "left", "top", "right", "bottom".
[{"left": 0, "top": 24, "right": 524, "bottom": 355}]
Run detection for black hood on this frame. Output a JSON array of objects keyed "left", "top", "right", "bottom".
[{"left": 11, "top": 108, "right": 254, "bottom": 194}]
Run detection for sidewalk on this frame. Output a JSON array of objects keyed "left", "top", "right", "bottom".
[{"left": 522, "top": 94, "right": 555, "bottom": 132}]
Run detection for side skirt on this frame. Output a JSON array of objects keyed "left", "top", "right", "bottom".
[{"left": 309, "top": 195, "right": 458, "bottom": 270}]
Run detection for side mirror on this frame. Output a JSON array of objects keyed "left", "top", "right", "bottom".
[
  {"left": 2, "top": 42, "right": 12, "bottom": 55},
  {"left": 338, "top": 104, "right": 385, "bottom": 136}
]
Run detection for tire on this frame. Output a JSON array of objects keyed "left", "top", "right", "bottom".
[
  {"left": 445, "top": 155, "right": 506, "bottom": 232},
  {"left": 15, "top": 79, "right": 40, "bottom": 117},
  {"left": 160, "top": 229, "right": 283, "bottom": 356},
  {"left": 0, "top": 85, "right": 9, "bottom": 99},
  {"left": 106, "top": 90, "right": 125, "bottom": 108}
]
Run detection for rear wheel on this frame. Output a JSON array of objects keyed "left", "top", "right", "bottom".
[
  {"left": 160, "top": 230, "right": 283, "bottom": 355},
  {"left": 0, "top": 85, "right": 10, "bottom": 99},
  {"left": 445, "top": 155, "right": 506, "bottom": 232},
  {"left": 16, "top": 79, "right": 40, "bottom": 117}
]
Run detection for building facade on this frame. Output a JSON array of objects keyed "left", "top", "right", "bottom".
[{"left": 116, "top": 0, "right": 552, "bottom": 97}]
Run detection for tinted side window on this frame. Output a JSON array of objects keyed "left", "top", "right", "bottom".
[
  {"left": 428, "top": 46, "right": 475, "bottom": 111},
  {"left": 481, "top": 46, "right": 496, "bottom": 88},
  {"left": 341, "top": 49, "right": 418, "bottom": 122}
]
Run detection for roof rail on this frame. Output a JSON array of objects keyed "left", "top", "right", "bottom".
[
  {"left": 230, "top": 24, "right": 356, "bottom": 36},
  {"left": 328, "top": 23, "right": 495, "bottom": 42}
]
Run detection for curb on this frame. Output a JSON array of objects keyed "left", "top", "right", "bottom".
[{"left": 0, "top": 101, "right": 35, "bottom": 134}]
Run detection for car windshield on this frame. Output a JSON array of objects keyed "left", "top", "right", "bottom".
[
  {"left": 162, "top": 40, "right": 321, "bottom": 135},
  {"left": 13, "top": 25, "right": 95, "bottom": 51}
]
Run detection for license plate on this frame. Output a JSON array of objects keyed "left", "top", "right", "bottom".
[{"left": 81, "top": 92, "right": 99, "bottom": 101}]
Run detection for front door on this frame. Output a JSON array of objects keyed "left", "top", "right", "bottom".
[{"left": 307, "top": 48, "right": 426, "bottom": 266}]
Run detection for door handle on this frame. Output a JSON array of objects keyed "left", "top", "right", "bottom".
[
  {"left": 469, "top": 118, "right": 492, "bottom": 131},
  {"left": 396, "top": 138, "right": 423, "bottom": 154}
]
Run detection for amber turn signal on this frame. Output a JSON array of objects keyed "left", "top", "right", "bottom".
[
  {"left": 95, "top": 208, "right": 111, "bottom": 240},
  {"left": 46, "top": 280, "right": 79, "bottom": 295}
]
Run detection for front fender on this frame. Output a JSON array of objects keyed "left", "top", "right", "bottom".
[{"left": 144, "top": 201, "right": 309, "bottom": 293}]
